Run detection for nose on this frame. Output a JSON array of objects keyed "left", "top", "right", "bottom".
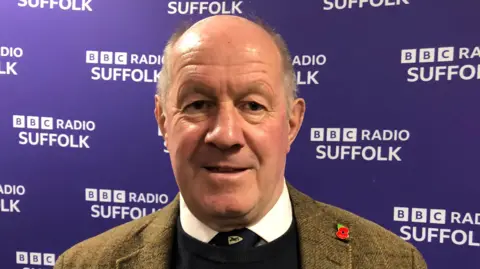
[{"left": 204, "top": 104, "right": 245, "bottom": 151}]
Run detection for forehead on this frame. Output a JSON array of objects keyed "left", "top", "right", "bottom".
[{"left": 170, "top": 26, "right": 283, "bottom": 82}]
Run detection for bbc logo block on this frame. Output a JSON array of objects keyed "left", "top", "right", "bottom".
[
  {"left": 13, "top": 115, "right": 53, "bottom": 130},
  {"left": 310, "top": 128, "right": 357, "bottom": 142},
  {"left": 430, "top": 209, "right": 447, "bottom": 224},
  {"left": 401, "top": 47, "right": 455, "bottom": 64},
  {"left": 86, "top": 50, "right": 128, "bottom": 65},
  {"left": 85, "top": 188, "right": 126, "bottom": 203},
  {"left": 393, "top": 207, "right": 446, "bottom": 224},
  {"left": 16, "top": 251, "right": 55, "bottom": 266}
]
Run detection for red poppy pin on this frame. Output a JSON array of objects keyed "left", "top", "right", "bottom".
[{"left": 336, "top": 224, "right": 350, "bottom": 241}]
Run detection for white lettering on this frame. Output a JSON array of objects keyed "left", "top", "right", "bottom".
[
  {"left": 0, "top": 47, "right": 23, "bottom": 58},
  {"left": 18, "top": 132, "right": 90, "bottom": 148},
  {"left": 296, "top": 71, "right": 319, "bottom": 85},
  {"left": 399, "top": 226, "right": 480, "bottom": 247},
  {"left": 292, "top": 55, "right": 327, "bottom": 66},
  {"left": 130, "top": 54, "right": 163, "bottom": 65},
  {"left": 316, "top": 145, "right": 402, "bottom": 161},
  {"left": 361, "top": 129, "right": 410, "bottom": 141},
  {"left": 91, "top": 67, "right": 160, "bottom": 83},
  {"left": 458, "top": 47, "right": 480, "bottom": 60},
  {"left": 167, "top": 1, "right": 243, "bottom": 15},
  {"left": 451, "top": 212, "right": 480, "bottom": 225},
  {"left": 90, "top": 205, "right": 159, "bottom": 220},
  {"left": 128, "top": 192, "right": 169, "bottom": 204},
  {"left": 0, "top": 185, "right": 26, "bottom": 196},
  {"left": 323, "top": 0, "right": 409, "bottom": 10},
  {"left": 56, "top": 119, "right": 95, "bottom": 131},
  {"left": 0, "top": 199, "right": 21, "bottom": 213},
  {"left": 407, "top": 65, "right": 480, "bottom": 82},
  {"left": 17, "top": 0, "right": 93, "bottom": 11},
  {"left": 0, "top": 62, "right": 18, "bottom": 75}
]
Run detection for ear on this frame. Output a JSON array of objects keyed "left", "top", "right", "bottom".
[
  {"left": 286, "top": 98, "right": 306, "bottom": 153},
  {"left": 154, "top": 95, "right": 168, "bottom": 145}
]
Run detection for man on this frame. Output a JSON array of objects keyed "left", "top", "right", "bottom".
[{"left": 54, "top": 15, "right": 427, "bottom": 269}]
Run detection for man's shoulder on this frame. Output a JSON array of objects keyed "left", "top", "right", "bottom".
[
  {"left": 55, "top": 212, "right": 158, "bottom": 268},
  {"left": 288, "top": 184, "right": 426, "bottom": 268}
]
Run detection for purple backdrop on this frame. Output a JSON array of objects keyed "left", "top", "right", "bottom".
[{"left": 1, "top": 0, "right": 479, "bottom": 268}]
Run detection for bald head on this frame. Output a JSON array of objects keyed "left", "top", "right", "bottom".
[
  {"left": 156, "top": 15, "right": 297, "bottom": 114},
  {"left": 173, "top": 15, "right": 280, "bottom": 59}
]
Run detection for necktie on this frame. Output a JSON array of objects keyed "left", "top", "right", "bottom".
[{"left": 209, "top": 228, "right": 260, "bottom": 249}]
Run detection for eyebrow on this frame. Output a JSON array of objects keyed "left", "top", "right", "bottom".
[
  {"left": 243, "top": 81, "right": 273, "bottom": 96},
  {"left": 176, "top": 81, "right": 216, "bottom": 103},
  {"left": 176, "top": 79, "right": 274, "bottom": 104}
]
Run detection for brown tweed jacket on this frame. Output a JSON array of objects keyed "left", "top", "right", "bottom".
[{"left": 54, "top": 183, "right": 427, "bottom": 269}]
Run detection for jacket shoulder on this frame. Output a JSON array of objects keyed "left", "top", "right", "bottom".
[
  {"left": 54, "top": 212, "right": 158, "bottom": 269},
  {"left": 315, "top": 201, "right": 427, "bottom": 268}
]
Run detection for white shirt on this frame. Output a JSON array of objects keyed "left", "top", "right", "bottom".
[{"left": 179, "top": 180, "right": 293, "bottom": 244}]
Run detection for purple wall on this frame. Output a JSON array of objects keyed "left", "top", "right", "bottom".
[{"left": 1, "top": 0, "right": 479, "bottom": 268}]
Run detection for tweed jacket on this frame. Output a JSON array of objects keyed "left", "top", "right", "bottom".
[{"left": 54, "top": 183, "right": 427, "bottom": 269}]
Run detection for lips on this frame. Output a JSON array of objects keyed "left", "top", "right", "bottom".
[{"left": 204, "top": 166, "right": 248, "bottom": 173}]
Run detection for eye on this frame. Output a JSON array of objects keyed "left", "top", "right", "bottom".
[
  {"left": 184, "top": 100, "right": 213, "bottom": 113},
  {"left": 244, "top": 101, "right": 265, "bottom": 112}
]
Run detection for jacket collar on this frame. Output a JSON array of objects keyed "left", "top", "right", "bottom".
[{"left": 116, "top": 183, "right": 352, "bottom": 269}]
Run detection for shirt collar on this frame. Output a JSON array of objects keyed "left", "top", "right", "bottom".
[{"left": 179, "top": 179, "right": 293, "bottom": 243}]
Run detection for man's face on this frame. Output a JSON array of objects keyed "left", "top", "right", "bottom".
[{"left": 155, "top": 17, "right": 305, "bottom": 230}]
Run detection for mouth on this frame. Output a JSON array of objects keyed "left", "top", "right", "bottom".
[{"left": 203, "top": 166, "right": 248, "bottom": 173}]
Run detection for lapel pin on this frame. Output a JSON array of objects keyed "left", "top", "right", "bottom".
[{"left": 336, "top": 224, "right": 350, "bottom": 241}]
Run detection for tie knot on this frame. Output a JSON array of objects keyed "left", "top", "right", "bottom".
[{"left": 209, "top": 228, "right": 260, "bottom": 248}]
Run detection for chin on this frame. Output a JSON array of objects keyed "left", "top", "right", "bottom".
[{"left": 203, "top": 194, "right": 255, "bottom": 218}]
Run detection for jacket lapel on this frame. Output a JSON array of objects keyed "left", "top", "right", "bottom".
[
  {"left": 116, "top": 184, "right": 352, "bottom": 269},
  {"left": 288, "top": 183, "right": 352, "bottom": 269},
  {"left": 116, "top": 194, "right": 180, "bottom": 269}
]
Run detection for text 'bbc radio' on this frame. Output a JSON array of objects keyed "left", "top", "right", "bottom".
[
  {"left": 18, "top": 0, "right": 93, "bottom": 11},
  {"left": 167, "top": 1, "right": 243, "bottom": 15},
  {"left": 310, "top": 128, "right": 410, "bottom": 161},
  {"left": 401, "top": 46, "right": 480, "bottom": 82},
  {"left": 323, "top": 0, "right": 409, "bottom": 11},
  {"left": 0, "top": 184, "right": 25, "bottom": 214},
  {"left": 292, "top": 54, "right": 327, "bottom": 85},
  {"left": 85, "top": 188, "right": 169, "bottom": 220},
  {"left": 16, "top": 251, "right": 56, "bottom": 267},
  {"left": 394, "top": 207, "right": 480, "bottom": 247},
  {"left": 0, "top": 46, "right": 23, "bottom": 76},
  {"left": 13, "top": 115, "right": 96, "bottom": 149},
  {"left": 86, "top": 50, "right": 162, "bottom": 83}
]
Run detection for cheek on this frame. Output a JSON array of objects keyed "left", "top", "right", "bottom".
[
  {"left": 169, "top": 120, "right": 204, "bottom": 164},
  {"left": 248, "top": 119, "right": 289, "bottom": 160}
]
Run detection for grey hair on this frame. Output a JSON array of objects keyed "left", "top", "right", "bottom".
[{"left": 155, "top": 17, "right": 298, "bottom": 114}]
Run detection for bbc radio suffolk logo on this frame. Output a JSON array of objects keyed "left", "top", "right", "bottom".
[
  {"left": 0, "top": 184, "right": 25, "bottom": 214},
  {"left": 16, "top": 251, "right": 56, "bottom": 267},
  {"left": 323, "top": 0, "right": 410, "bottom": 11},
  {"left": 13, "top": 115, "right": 96, "bottom": 149},
  {"left": 85, "top": 50, "right": 162, "bottom": 83},
  {"left": 0, "top": 46, "right": 23, "bottom": 76},
  {"left": 85, "top": 188, "right": 169, "bottom": 220},
  {"left": 18, "top": 0, "right": 93, "bottom": 11},
  {"left": 310, "top": 127, "right": 410, "bottom": 161},
  {"left": 292, "top": 54, "right": 327, "bottom": 85},
  {"left": 394, "top": 207, "right": 480, "bottom": 247},
  {"left": 401, "top": 45, "right": 480, "bottom": 82}
]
